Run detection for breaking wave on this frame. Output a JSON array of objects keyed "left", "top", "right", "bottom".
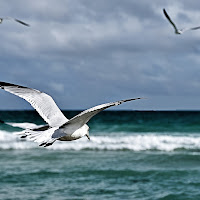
[
  {"left": 6, "top": 122, "right": 40, "bottom": 129},
  {"left": 1, "top": 123, "right": 200, "bottom": 151}
]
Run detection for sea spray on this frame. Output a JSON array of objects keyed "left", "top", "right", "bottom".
[{"left": 1, "top": 127, "right": 200, "bottom": 151}]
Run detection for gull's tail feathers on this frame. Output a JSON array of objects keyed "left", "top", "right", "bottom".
[{"left": 17, "top": 127, "right": 58, "bottom": 147}]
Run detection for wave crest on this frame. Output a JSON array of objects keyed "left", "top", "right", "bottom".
[{"left": 1, "top": 129, "right": 200, "bottom": 151}]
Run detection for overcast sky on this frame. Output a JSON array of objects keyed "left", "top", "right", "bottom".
[{"left": 1, "top": 0, "right": 200, "bottom": 110}]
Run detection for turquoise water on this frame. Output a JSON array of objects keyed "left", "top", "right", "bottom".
[{"left": 1, "top": 111, "right": 200, "bottom": 199}]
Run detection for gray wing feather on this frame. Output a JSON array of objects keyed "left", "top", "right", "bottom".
[
  {"left": 53, "top": 98, "right": 142, "bottom": 138},
  {"left": 0, "top": 82, "right": 68, "bottom": 127}
]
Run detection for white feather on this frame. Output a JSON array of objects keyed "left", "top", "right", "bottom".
[{"left": 0, "top": 82, "right": 68, "bottom": 127}]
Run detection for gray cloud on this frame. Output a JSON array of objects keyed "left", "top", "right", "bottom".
[{"left": 0, "top": 0, "right": 200, "bottom": 110}]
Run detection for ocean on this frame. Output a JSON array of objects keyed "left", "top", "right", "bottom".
[{"left": 1, "top": 110, "right": 200, "bottom": 200}]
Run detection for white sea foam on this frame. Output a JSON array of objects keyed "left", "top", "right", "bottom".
[
  {"left": 7, "top": 122, "right": 42, "bottom": 129},
  {"left": 1, "top": 129, "right": 200, "bottom": 151},
  {"left": 50, "top": 135, "right": 200, "bottom": 151}
]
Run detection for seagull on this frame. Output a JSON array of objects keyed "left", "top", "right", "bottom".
[
  {"left": 0, "top": 81, "right": 142, "bottom": 147},
  {"left": 0, "top": 17, "right": 30, "bottom": 27},
  {"left": 163, "top": 8, "right": 200, "bottom": 34}
]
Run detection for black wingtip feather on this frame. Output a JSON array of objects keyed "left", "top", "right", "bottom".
[
  {"left": 0, "top": 81, "right": 28, "bottom": 89},
  {"left": 44, "top": 143, "right": 53, "bottom": 147},
  {"left": 163, "top": 8, "right": 169, "bottom": 17},
  {"left": 39, "top": 142, "right": 46, "bottom": 147},
  {"left": 14, "top": 19, "right": 30, "bottom": 27}
]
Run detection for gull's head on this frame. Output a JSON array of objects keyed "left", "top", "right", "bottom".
[{"left": 75, "top": 124, "right": 90, "bottom": 140}]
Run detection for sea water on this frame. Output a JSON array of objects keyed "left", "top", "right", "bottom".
[{"left": 0, "top": 110, "right": 200, "bottom": 200}]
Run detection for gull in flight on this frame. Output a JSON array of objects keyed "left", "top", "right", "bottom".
[
  {"left": 0, "top": 81, "right": 142, "bottom": 147},
  {"left": 163, "top": 8, "right": 200, "bottom": 34},
  {"left": 0, "top": 17, "right": 30, "bottom": 27}
]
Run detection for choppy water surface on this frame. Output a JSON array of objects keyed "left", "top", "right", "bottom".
[{"left": 1, "top": 110, "right": 200, "bottom": 199}]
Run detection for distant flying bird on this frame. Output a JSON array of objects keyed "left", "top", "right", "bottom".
[
  {"left": 0, "top": 17, "right": 30, "bottom": 27},
  {"left": 0, "top": 81, "right": 142, "bottom": 147},
  {"left": 163, "top": 8, "right": 200, "bottom": 34}
]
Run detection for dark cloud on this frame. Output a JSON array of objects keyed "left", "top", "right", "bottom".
[{"left": 0, "top": 0, "right": 200, "bottom": 110}]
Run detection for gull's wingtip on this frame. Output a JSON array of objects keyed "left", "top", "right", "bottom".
[
  {"left": 14, "top": 19, "right": 30, "bottom": 27},
  {"left": 163, "top": 8, "right": 168, "bottom": 15},
  {"left": 133, "top": 97, "right": 147, "bottom": 102},
  {"left": 130, "top": 97, "right": 147, "bottom": 101},
  {"left": 120, "top": 97, "right": 147, "bottom": 104}
]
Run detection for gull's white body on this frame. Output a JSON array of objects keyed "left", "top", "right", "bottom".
[
  {"left": 0, "top": 81, "right": 141, "bottom": 147},
  {"left": 163, "top": 8, "right": 200, "bottom": 34},
  {"left": 57, "top": 125, "right": 89, "bottom": 141}
]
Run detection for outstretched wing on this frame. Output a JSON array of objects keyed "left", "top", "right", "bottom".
[
  {"left": 0, "top": 82, "right": 68, "bottom": 127},
  {"left": 163, "top": 9, "right": 179, "bottom": 32},
  {"left": 189, "top": 26, "right": 200, "bottom": 30},
  {"left": 14, "top": 18, "right": 30, "bottom": 27},
  {"left": 52, "top": 98, "right": 142, "bottom": 139},
  {"left": 0, "top": 17, "right": 30, "bottom": 26},
  {"left": 180, "top": 26, "right": 200, "bottom": 33}
]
